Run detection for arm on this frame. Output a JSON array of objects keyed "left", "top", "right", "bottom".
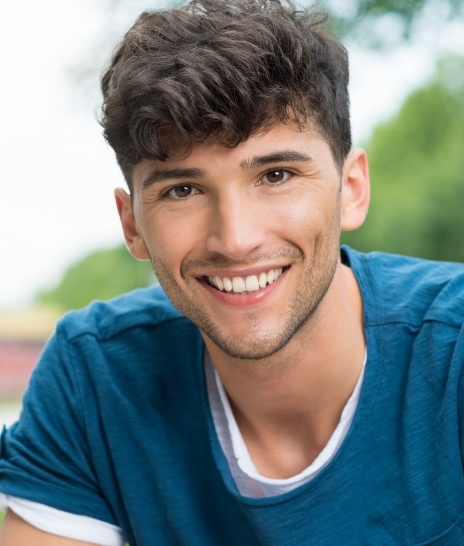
[
  {"left": 0, "top": 329, "right": 122, "bottom": 543},
  {"left": 0, "top": 510, "right": 99, "bottom": 546}
]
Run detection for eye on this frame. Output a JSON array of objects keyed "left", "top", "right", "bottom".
[
  {"left": 260, "top": 169, "right": 292, "bottom": 185},
  {"left": 165, "top": 185, "right": 200, "bottom": 199}
]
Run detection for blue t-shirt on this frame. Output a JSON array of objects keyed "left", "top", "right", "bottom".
[{"left": 1, "top": 247, "right": 464, "bottom": 545}]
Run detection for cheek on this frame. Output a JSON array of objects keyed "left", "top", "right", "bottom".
[
  {"left": 275, "top": 191, "right": 338, "bottom": 239},
  {"left": 141, "top": 212, "right": 205, "bottom": 268}
]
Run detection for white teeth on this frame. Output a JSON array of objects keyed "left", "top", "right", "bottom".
[
  {"left": 246, "top": 275, "right": 260, "bottom": 292},
  {"left": 232, "top": 277, "right": 246, "bottom": 293},
  {"left": 258, "top": 272, "right": 267, "bottom": 288},
  {"left": 208, "top": 267, "right": 285, "bottom": 294}
]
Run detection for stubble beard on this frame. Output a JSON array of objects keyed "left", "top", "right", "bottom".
[{"left": 144, "top": 241, "right": 340, "bottom": 362}]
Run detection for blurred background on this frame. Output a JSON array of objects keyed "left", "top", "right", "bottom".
[{"left": 1, "top": 0, "right": 463, "bottom": 427}]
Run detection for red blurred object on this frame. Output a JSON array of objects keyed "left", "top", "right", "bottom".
[{"left": 0, "top": 340, "right": 43, "bottom": 397}]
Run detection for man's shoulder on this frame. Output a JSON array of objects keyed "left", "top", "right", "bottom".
[
  {"left": 56, "top": 284, "right": 188, "bottom": 343},
  {"left": 343, "top": 246, "right": 464, "bottom": 328}
]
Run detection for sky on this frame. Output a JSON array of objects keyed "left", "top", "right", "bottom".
[{"left": 0, "top": 0, "right": 463, "bottom": 310}]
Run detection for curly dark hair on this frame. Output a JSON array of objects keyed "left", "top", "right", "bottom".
[{"left": 101, "top": 0, "right": 351, "bottom": 189}]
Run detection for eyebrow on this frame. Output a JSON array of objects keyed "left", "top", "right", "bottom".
[
  {"left": 141, "top": 151, "right": 314, "bottom": 189},
  {"left": 240, "top": 151, "right": 314, "bottom": 170},
  {"left": 141, "top": 168, "right": 205, "bottom": 190}
]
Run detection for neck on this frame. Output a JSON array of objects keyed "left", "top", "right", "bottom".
[{"left": 204, "top": 263, "right": 365, "bottom": 478}]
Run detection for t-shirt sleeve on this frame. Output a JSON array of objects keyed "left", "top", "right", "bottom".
[
  {"left": 0, "top": 322, "right": 118, "bottom": 526},
  {"left": 0, "top": 494, "right": 124, "bottom": 546}
]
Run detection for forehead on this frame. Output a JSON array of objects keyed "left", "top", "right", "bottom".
[{"left": 131, "top": 123, "right": 334, "bottom": 188}]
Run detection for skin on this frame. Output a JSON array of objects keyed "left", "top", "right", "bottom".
[
  {"left": 0, "top": 509, "right": 98, "bottom": 545},
  {"left": 0, "top": 123, "right": 370, "bottom": 542},
  {"left": 118, "top": 123, "right": 370, "bottom": 477}
]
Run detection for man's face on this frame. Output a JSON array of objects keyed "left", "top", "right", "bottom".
[{"left": 119, "top": 124, "right": 360, "bottom": 361}]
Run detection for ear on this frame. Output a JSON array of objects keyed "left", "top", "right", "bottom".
[
  {"left": 114, "top": 188, "right": 150, "bottom": 260},
  {"left": 340, "top": 148, "right": 370, "bottom": 231}
]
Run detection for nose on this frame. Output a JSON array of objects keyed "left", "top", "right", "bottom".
[{"left": 205, "top": 189, "right": 266, "bottom": 261}]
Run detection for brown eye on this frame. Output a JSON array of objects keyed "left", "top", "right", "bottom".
[
  {"left": 166, "top": 185, "right": 199, "bottom": 199},
  {"left": 262, "top": 170, "right": 291, "bottom": 185}
]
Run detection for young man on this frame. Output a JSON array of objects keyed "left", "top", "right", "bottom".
[{"left": 1, "top": 0, "right": 463, "bottom": 544}]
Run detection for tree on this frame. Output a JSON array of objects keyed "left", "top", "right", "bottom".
[
  {"left": 37, "top": 245, "right": 155, "bottom": 311},
  {"left": 72, "top": 0, "right": 463, "bottom": 96},
  {"left": 342, "top": 55, "right": 464, "bottom": 262},
  {"left": 324, "top": 0, "right": 463, "bottom": 45},
  {"left": 101, "top": 0, "right": 463, "bottom": 41}
]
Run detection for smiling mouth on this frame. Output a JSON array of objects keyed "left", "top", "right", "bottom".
[{"left": 206, "top": 267, "right": 285, "bottom": 294}]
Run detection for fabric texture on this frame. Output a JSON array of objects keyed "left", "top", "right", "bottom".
[
  {"left": 0, "top": 494, "right": 124, "bottom": 545},
  {"left": 0, "top": 343, "right": 365, "bottom": 541},
  {"left": 204, "top": 350, "right": 367, "bottom": 497},
  {"left": 1, "top": 247, "right": 464, "bottom": 545}
]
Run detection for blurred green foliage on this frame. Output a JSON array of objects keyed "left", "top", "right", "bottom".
[
  {"left": 74, "top": 0, "right": 463, "bottom": 96},
  {"left": 322, "top": 0, "right": 463, "bottom": 46},
  {"left": 342, "top": 55, "right": 464, "bottom": 262},
  {"left": 37, "top": 245, "right": 155, "bottom": 311},
  {"left": 103, "top": 0, "right": 463, "bottom": 44}
]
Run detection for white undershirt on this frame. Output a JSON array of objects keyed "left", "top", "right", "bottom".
[
  {"left": 0, "top": 494, "right": 124, "bottom": 545},
  {"left": 204, "top": 352, "right": 366, "bottom": 497},
  {"left": 0, "top": 352, "right": 366, "bottom": 543}
]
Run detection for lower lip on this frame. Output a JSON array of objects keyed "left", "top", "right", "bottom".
[{"left": 200, "top": 270, "right": 287, "bottom": 307}]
